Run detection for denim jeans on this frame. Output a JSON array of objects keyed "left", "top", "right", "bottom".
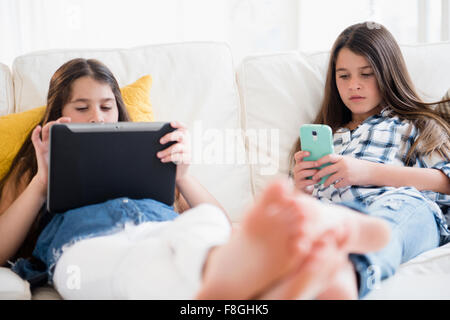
[
  {"left": 12, "top": 197, "right": 179, "bottom": 286},
  {"left": 341, "top": 194, "right": 443, "bottom": 299}
]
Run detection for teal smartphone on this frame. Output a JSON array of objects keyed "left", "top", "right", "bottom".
[{"left": 299, "top": 124, "right": 334, "bottom": 185}]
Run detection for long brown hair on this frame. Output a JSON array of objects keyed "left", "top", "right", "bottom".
[
  {"left": 289, "top": 22, "right": 450, "bottom": 170},
  {"left": 0, "top": 58, "right": 131, "bottom": 260}
]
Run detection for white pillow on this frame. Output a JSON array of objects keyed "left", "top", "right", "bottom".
[
  {"left": 236, "top": 52, "right": 324, "bottom": 197},
  {"left": 399, "top": 42, "right": 450, "bottom": 102},
  {"left": 0, "top": 267, "right": 31, "bottom": 300},
  {"left": 0, "top": 63, "right": 13, "bottom": 116},
  {"left": 364, "top": 242, "right": 450, "bottom": 299}
]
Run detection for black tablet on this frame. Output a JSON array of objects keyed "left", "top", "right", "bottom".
[{"left": 47, "top": 122, "right": 177, "bottom": 213}]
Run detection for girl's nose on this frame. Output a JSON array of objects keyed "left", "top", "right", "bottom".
[
  {"left": 90, "top": 108, "right": 104, "bottom": 123},
  {"left": 349, "top": 79, "right": 361, "bottom": 90}
]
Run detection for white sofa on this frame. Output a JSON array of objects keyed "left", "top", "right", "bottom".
[{"left": 1, "top": 41, "right": 449, "bottom": 300}]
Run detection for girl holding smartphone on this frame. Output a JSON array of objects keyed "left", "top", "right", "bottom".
[{"left": 290, "top": 22, "right": 450, "bottom": 299}]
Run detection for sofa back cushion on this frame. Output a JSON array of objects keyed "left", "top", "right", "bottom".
[
  {"left": 0, "top": 63, "right": 13, "bottom": 116},
  {"left": 238, "top": 42, "right": 450, "bottom": 196},
  {"left": 236, "top": 52, "right": 324, "bottom": 196},
  {"left": 12, "top": 42, "right": 252, "bottom": 222}
]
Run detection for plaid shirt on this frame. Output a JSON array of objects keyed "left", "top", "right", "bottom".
[{"left": 313, "top": 107, "right": 450, "bottom": 236}]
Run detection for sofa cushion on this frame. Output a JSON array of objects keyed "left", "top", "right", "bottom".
[
  {"left": 236, "top": 52, "right": 324, "bottom": 196},
  {"left": 0, "top": 267, "right": 31, "bottom": 300},
  {"left": 0, "top": 75, "right": 153, "bottom": 181},
  {"left": 364, "top": 242, "right": 450, "bottom": 299},
  {"left": 0, "top": 63, "right": 14, "bottom": 116},
  {"left": 399, "top": 43, "right": 450, "bottom": 102},
  {"left": 11, "top": 42, "right": 252, "bottom": 222},
  {"left": 31, "top": 285, "right": 62, "bottom": 300}
]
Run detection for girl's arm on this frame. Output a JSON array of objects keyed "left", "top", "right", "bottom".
[
  {"left": 0, "top": 175, "right": 46, "bottom": 266},
  {"left": 369, "top": 163, "right": 450, "bottom": 195},
  {"left": 313, "top": 154, "right": 450, "bottom": 194},
  {"left": 176, "top": 174, "right": 228, "bottom": 218},
  {"left": 158, "top": 121, "right": 231, "bottom": 221},
  {"left": 0, "top": 118, "right": 71, "bottom": 265}
]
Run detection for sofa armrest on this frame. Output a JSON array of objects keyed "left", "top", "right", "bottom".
[{"left": 0, "top": 267, "right": 31, "bottom": 300}]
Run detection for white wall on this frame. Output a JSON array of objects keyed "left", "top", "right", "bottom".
[{"left": 0, "top": 0, "right": 448, "bottom": 67}]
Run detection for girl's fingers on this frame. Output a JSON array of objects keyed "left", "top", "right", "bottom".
[
  {"left": 295, "top": 180, "right": 317, "bottom": 191},
  {"left": 170, "top": 121, "right": 187, "bottom": 129},
  {"left": 41, "top": 117, "right": 72, "bottom": 142},
  {"left": 41, "top": 121, "right": 56, "bottom": 142},
  {"left": 31, "top": 125, "right": 43, "bottom": 150},
  {"left": 316, "top": 154, "right": 342, "bottom": 166},
  {"left": 333, "top": 179, "right": 349, "bottom": 189},
  {"left": 295, "top": 169, "right": 320, "bottom": 180},
  {"left": 57, "top": 117, "right": 72, "bottom": 123},
  {"left": 293, "top": 161, "right": 319, "bottom": 174},
  {"left": 160, "top": 122, "right": 188, "bottom": 144},
  {"left": 304, "top": 185, "right": 315, "bottom": 195},
  {"left": 294, "top": 151, "right": 310, "bottom": 163},
  {"left": 161, "top": 152, "right": 191, "bottom": 165},
  {"left": 312, "top": 163, "right": 338, "bottom": 181},
  {"left": 157, "top": 143, "right": 187, "bottom": 159},
  {"left": 160, "top": 129, "right": 188, "bottom": 145},
  {"left": 323, "top": 173, "right": 343, "bottom": 188}
]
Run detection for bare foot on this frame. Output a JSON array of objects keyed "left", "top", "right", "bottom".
[
  {"left": 255, "top": 233, "right": 347, "bottom": 300},
  {"left": 195, "top": 181, "right": 390, "bottom": 300},
  {"left": 291, "top": 194, "right": 391, "bottom": 254},
  {"left": 195, "top": 180, "right": 309, "bottom": 300},
  {"left": 315, "top": 259, "right": 358, "bottom": 300},
  {"left": 251, "top": 195, "right": 390, "bottom": 300}
]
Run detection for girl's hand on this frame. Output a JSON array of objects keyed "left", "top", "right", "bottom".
[
  {"left": 292, "top": 150, "right": 321, "bottom": 194},
  {"left": 157, "top": 121, "right": 191, "bottom": 182},
  {"left": 312, "top": 155, "right": 375, "bottom": 188},
  {"left": 31, "top": 117, "right": 72, "bottom": 196}
]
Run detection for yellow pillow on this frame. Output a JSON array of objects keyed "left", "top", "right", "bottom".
[
  {"left": 121, "top": 75, "right": 154, "bottom": 122},
  {"left": 0, "top": 75, "right": 153, "bottom": 181}
]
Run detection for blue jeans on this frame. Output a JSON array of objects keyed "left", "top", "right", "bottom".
[{"left": 341, "top": 194, "right": 443, "bottom": 299}]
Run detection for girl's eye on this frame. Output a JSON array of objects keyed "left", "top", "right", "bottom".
[
  {"left": 75, "top": 107, "right": 88, "bottom": 111},
  {"left": 338, "top": 75, "right": 349, "bottom": 79},
  {"left": 361, "top": 73, "right": 374, "bottom": 77},
  {"left": 101, "top": 106, "right": 112, "bottom": 111}
]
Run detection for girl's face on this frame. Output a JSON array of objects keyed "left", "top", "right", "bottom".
[
  {"left": 335, "top": 47, "right": 383, "bottom": 120},
  {"left": 62, "top": 76, "right": 119, "bottom": 123}
]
